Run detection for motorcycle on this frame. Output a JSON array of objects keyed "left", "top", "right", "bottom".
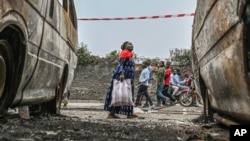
[
  {"left": 179, "top": 87, "right": 196, "bottom": 107},
  {"left": 168, "top": 77, "right": 196, "bottom": 107}
]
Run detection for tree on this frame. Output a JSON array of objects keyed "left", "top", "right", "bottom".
[
  {"left": 76, "top": 43, "right": 120, "bottom": 66},
  {"left": 77, "top": 43, "right": 101, "bottom": 65},
  {"left": 150, "top": 57, "right": 160, "bottom": 66},
  {"left": 169, "top": 48, "right": 192, "bottom": 72},
  {"left": 105, "top": 50, "right": 119, "bottom": 64}
]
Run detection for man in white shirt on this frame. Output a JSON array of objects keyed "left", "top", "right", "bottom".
[{"left": 135, "top": 61, "right": 154, "bottom": 109}]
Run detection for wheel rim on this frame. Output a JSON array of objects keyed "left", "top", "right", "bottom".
[
  {"left": 180, "top": 93, "right": 192, "bottom": 106},
  {"left": 0, "top": 55, "right": 6, "bottom": 98}
]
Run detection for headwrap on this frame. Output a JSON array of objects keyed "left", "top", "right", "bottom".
[{"left": 119, "top": 49, "right": 133, "bottom": 59}]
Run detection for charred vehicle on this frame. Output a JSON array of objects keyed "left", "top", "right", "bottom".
[
  {"left": 192, "top": 0, "right": 250, "bottom": 124},
  {"left": 0, "top": 0, "right": 78, "bottom": 114}
]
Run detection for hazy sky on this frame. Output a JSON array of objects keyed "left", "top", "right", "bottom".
[{"left": 74, "top": 0, "right": 197, "bottom": 59}]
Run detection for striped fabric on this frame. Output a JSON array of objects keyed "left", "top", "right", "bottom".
[
  {"left": 109, "top": 79, "right": 134, "bottom": 107},
  {"left": 104, "top": 58, "right": 135, "bottom": 115}
]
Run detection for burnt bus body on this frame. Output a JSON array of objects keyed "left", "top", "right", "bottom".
[
  {"left": 0, "top": 0, "right": 77, "bottom": 114},
  {"left": 192, "top": 0, "right": 250, "bottom": 124}
]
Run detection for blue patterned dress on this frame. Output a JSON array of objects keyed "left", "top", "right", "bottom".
[{"left": 104, "top": 58, "right": 135, "bottom": 116}]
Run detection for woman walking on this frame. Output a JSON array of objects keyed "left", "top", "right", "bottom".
[
  {"left": 104, "top": 41, "right": 138, "bottom": 119},
  {"left": 155, "top": 61, "right": 170, "bottom": 107}
]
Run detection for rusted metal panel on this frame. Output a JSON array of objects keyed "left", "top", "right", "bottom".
[
  {"left": 21, "top": 23, "right": 65, "bottom": 104},
  {"left": 62, "top": 0, "right": 78, "bottom": 50},
  {"left": 63, "top": 10, "right": 78, "bottom": 50},
  {"left": 0, "top": 0, "right": 25, "bottom": 14},
  {"left": 25, "top": 1, "right": 47, "bottom": 47},
  {"left": 20, "top": 0, "right": 78, "bottom": 105},
  {"left": 0, "top": 0, "right": 77, "bottom": 107},
  {"left": 25, "top": 0, "right": 47, "bottom": 16},
  {"left": 0, "top": 0, "right": 47, "bottom": 105},
  {"left": 1, "top": 0, "right": 47, "bottom": 46},
  {"left": 192, "top": 0, "right": 217, "bottom": 39},
  {"left": 45, "top": 0, "right": 61, "bottom": 35},
  {"left": 192, "top": 0, "right": 250, "bottom": 123},
  {"left": 194, "top": 0, "right": 240, "bottom": 61}
]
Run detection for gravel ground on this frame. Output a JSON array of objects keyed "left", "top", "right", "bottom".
[{"left": 0, "top": 100, "right": 229, "bottom": 141}]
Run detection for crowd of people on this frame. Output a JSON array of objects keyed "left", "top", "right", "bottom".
[{"left": 103, "top": 41, "right": 193, "bottom": 119}]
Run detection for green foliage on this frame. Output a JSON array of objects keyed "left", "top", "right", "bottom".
[
  {"left": 76, "top": 42, "right": 119, "bottom": 66},
  {"left": 76, "top": 43, "right": 192, "bottom": 71},
  {"left": 150, "top": 58, "right": 160, "bottom": 66},
  {"left": 169, "top": 48, "right": 192, "bottom": 71},
  {"left": 105, "top": 50, "right": 119, "bottom": 63},
  {"left": 77, "top": 43, "right": 101, "bottom": 65}
]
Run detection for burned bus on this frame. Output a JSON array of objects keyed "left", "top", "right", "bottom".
[
  {"left": 192, "top": 0, "right": 250, "bottom": 124},
  {"left": 0, "top": 0, "right": 78, "bottom": 114}
]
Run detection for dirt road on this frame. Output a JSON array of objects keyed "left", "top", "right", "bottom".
[{"left": 0, "top": 100, "right": 229, "bottom": 141}]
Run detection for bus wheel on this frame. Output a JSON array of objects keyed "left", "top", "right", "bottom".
[{"left": 0, "top": 40, "right": 13, "bottom": 112}]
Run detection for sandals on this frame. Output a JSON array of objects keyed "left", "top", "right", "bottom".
[
  {"left": 127, "top": 114, "right": 139, "bottom": 119},
  {"left": 165, "top": 98, "right": 171, "bottom": 104},
  {"left": 156, "top": 104, "right": 163, "bottom": 107},
  {"left": 107, "top": 113, "right": 120, "bottom": 119},
  {"left": 107, "top": 113, "right": 139, "bottom": 119}
]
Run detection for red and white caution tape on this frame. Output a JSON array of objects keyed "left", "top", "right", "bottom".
[{"left": 78, "top": 13, "right": 195, "bottom": 21}]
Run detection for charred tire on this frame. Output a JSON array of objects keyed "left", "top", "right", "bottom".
[
  {"left": 0, "top": 40, "right": 13, "bottom": 112},
  {"left": 179, "top": 92, "right": 193, "bottom": 107}
]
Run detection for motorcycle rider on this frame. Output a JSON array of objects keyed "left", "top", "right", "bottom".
[
  {"left": 169, "top": 69, "right": 189, "bottom": 100},
  {"left": 180, "top": 71, "right": 192, "bottom": 86},
  {"left": 168, "top": 69, "right": 178, "bottom": 100}
]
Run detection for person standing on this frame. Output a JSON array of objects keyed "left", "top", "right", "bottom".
[
  {"left": 155, "top": 61, "right": 170, "bottom": 107},
  {"left": 140, "top": 59, "right": 152, "bottom": 107},
  {"left": 135, "top": 61, "right": 154, "bottom": 110},
  {"left": 162, "top": 62, "right": 172, "bottom": 104},
  {"left": 147, "top": 59, "right": 153, "bottom": 85},
  {"left": 104, "top": 41, "right": 138, "bottom": 119}
]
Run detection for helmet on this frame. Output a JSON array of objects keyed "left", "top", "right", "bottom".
[{"left": 184, "top": 72, "right": 190, "bottom": 77}]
